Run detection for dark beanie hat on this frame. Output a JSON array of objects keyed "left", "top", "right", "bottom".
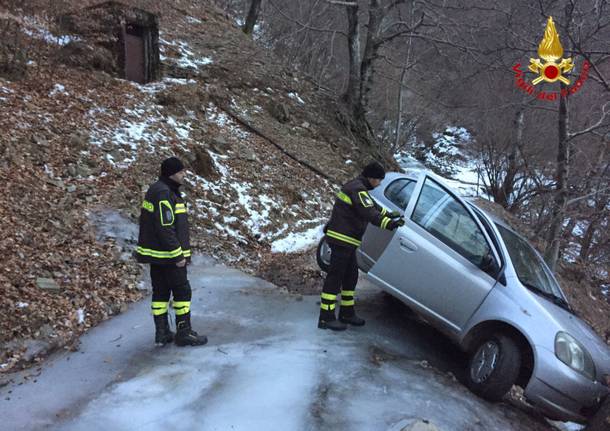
[
  {"left": 362, "top": 161, "right": 385, "bottom": 179},
  {"left": 161, "top": 157, "right": 185, "bottom": 177}
]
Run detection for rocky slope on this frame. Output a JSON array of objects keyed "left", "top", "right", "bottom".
[{"left": 0, "top": 0, "right": 379, "bottom": 371}]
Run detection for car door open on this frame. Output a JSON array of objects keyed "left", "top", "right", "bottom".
[
  {"left": 358, "top": 177, "right": 417, "bottom": 271},
  {"left": 367, "top": 172, "right": 501, "bottom": 332}
]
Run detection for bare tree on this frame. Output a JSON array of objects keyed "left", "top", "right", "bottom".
[{"left": 243, "top": 0, "right": 263, "bottom": 36}]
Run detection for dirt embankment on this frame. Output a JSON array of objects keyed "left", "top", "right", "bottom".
[{"left": 0, "top": 0, "right": 383, "bottom": 372}]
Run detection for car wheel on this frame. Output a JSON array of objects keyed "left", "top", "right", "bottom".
[
  {"left": 466, "top": 334, "right": 521, "bottom": 402},
  {"left": 316, "top": 236, "right": 331, "bottom": 272}
]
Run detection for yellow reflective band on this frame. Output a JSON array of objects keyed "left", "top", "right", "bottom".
[
  {"left": 341, "top": 290, "right": 355, "bottom": 297},
  {"left": 142, "top": 200, "right": 154, "bottom": 213},
  {"left": 151, "top": 301, "right": 169, "bottom": 316},
  {"left": 175, "top": 203, "right": 187, "bottom": 214},
  {"left": 159, "top": 200, "right": 174, "bottom": 226},
  {"left": 326, "top": 230, "right": 361, "bottom": 246},
  {"left": 320, "top": 303, "right": 336, "bottom": 311},
  {"left": 173, "top": 301, "right": 191, "bottom": 316},
  {"left": 381, "top": 217, "right": 391, "bottom": 230},
  {"left": 182, "top": 249, "right": 192, "bottom": 257},
  {"left": 136, "top": 246, "right": 183, "bottom": 258},
  {"left": 341, "top": 299, "right": 355, "bottom": 306},
  {"left": 358, "top": 191, "right": 374, "bottom": 208},
  {"left": 380, "top": 207, "right": 387, "bottom": 216},
  {"left": 336, "top": 191, "right": 352, "bottom": 205},
  {"left": 321, "top": 292, "right": 337, "bottom": 301}
]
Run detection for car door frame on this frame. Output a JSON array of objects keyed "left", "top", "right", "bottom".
[
  {"left": 368, "top": 170, "right": 503, "bottom": 333},
  {"left": 358, "top": 175, "right": 418, "bottom": 270}
]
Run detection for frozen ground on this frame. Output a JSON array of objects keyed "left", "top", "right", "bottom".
[
  {"left": 1, "top": 261, "right": 560, "bottom": 431},
  {"left": 0, "top": 208, "right": 558, "bottom": 431}
]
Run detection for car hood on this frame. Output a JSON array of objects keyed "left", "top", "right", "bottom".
[{"left": 536, "top": 294, "right": 610, "bottom": 377}]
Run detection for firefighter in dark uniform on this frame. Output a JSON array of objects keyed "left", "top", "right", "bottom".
[
  {"left": 136, "top": 157, "right": 207, "bottom": 346},
  {"left": 319, "top": 162, "right": 404, "bottom": 331}
]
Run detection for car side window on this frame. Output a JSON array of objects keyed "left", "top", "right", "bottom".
[
  {"left": 412, "top": 178, "right": 492, "bottom": 269},
  {"left": 384, "top": 179, "right": 416, "bottom": 210}
]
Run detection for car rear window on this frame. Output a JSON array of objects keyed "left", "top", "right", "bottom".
[
  {"left": 412, "top": 178, "right": 491, "bottom": 269},
  {"left": 384, "top": 179, "right": 415, "bottom": 210}
]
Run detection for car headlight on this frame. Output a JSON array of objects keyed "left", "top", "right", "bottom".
[{"left": 555, "top": 332, "right": 596, "bottom": 380}]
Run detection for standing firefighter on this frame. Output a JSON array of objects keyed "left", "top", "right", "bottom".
[
  {"left": 136, "top": 157, "right": 207, "bottom": 346},
  {"left": 319, "top": 162, "right": 404, "bottom": 331}
]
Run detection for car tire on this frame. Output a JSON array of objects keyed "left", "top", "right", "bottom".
[
  {"left": 466, "top": 334, "right": 521, "bottom": 402},
  {"left": 316, "top": 236, "right": 331, "bottom": 272}
]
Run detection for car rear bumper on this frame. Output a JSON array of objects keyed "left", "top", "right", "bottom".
[{"left": 525, "top": 346, "right": 609, "bottom": 422}]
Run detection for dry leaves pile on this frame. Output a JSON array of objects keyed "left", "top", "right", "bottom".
[{"left": 0, "top": 1, "right": 367, "bottom": 372}]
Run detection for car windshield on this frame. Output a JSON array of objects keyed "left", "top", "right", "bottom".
[{"left": 496, "top": 224, "right": 567, "bottom": 304}]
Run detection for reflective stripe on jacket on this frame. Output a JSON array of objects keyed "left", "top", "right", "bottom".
[
  {"left": 325, "top": 175, "right": 392, "bottom": 248},
  {"left": 136, "top": 177, "right": 191, "bottom": 264}
]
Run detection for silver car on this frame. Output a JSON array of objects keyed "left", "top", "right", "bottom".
[{"left": 317, "top": 171, "right": 610, "bottom": 423}]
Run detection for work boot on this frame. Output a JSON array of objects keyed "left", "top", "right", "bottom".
[
  {"left": 175, "top": 314, "right": 208, "bottom": 347},
  {"left": 153, "top": 314, "right": 174, "bottom": 346},
  {"left": 318, "top": 310, "right": 347, "bottom": 331},
  {"left": 339, "top": 307, "right": 366, "bottom": 326}
]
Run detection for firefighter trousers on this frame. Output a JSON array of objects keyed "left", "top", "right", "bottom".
[
  {"left": 320, "top": 243, "right": 358, "bottom": 317},
  {"left": 150, "top": 264, "right": 192, "bottom": 322}
]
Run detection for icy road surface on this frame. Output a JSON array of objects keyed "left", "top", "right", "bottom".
[{"left": 1, "top": 256, "right": 555, "bottom": 431}]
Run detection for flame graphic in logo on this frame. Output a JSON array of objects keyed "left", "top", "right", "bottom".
[{"left": 528, "top": 17, "right": 573, "bottom": 85}]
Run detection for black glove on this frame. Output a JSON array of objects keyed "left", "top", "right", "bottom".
[
  {"left": 387, "top": 218, "right": 405, "bottom": 230},
  {"left": 387, "top": 210, "right": 401, "bottom": 219}
]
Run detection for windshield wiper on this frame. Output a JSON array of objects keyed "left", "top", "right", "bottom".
[{"left": 522, "top": 282, "right": 572, "bottom": 313}]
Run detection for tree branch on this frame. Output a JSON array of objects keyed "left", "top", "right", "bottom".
[
  {"left": 568, "top": 101, "right": 610, "bottom": 141},
  {"left": 268, "top": 0, "right": 348, "bottom": 37}
]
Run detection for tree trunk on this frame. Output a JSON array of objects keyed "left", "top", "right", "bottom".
[
  {"left": 497, "top": 109, "right": 524, "bottom": 209},
  {"left": 358, "top": 0, "right": 383, "bottom": 123},
  {"left": 343, "top": 4, "right": 361, "bottom": 111},
  {"left": 243, "top": 0, "right": 262, "bottom": 36},
  {"left": 544, "top": 86, "right": 569, "bottom": 271},
  {"left": 579, "top": 145, "right": 607, "bottom": 263},
  {"left": 393, "top": 66, "right": 408, "bottom": 150}
]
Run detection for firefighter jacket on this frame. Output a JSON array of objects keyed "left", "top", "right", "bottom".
[
  {"left": 325, "top": 175, "right": 394, "bottom": 248},
  {"left": 136, "top": 176, "right": 191, "bottom": 265}
]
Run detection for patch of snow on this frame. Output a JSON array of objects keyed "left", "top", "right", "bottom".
[
  {"left": 23, "top": 17, "right": 79, "bottom": 46},
  {"left": 160, "top": 38, "right": 213, "bottom": 69},
  {"left": 546, "top": 420, "right": 585, "bottom": 431},
  {"left": 88, "top": 102, "right": 174, "bottom": 168},
  {"left": 76, "top": 309, "right": 85, "bottom": 325},
  {"left": 571, "top": 221, "right": 587, "bottom": 237},
  {"left": 167, "top": 116, "right": 192, "bottom": 140},
  {"left": 271, "top": 224, "right": 324, "bottom": 253},
  {"left": 345, "top": 159, "right": 353, "bottom": 165},
  {"left": 16, "top": 302, "right": 29, "bottom": 309},
  {"left": 443, "top": 163, "right": 487, "bottom": 197},
  {"left": 49, "top": 83, "right": 68, "bottom": 97},
  {"left": 132, "top": 77, "right": 197, "bottom": 94},
  {"left": 206, "top": 103, "right": 250, "bottom": 141},
  {"left": 186, "top": 16, "right": 202, "bottom": 24},
  {"left": 43, "top": 164, "right": 54, "bottom": 177},
  {"left": 288, "top": 92, "right": 305, "bottom": 105}
]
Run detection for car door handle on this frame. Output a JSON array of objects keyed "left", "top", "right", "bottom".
[{"left": 399, "top": 237, "right": 418, "bottom": 252}]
